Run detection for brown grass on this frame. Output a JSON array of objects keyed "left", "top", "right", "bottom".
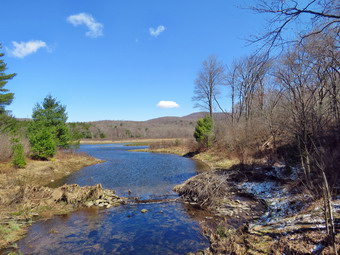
[
  {"left": 0, "top": 134, "right": 12, "bottom": 162},
  {"left": 0, "top": 151, "right": 104, "bottom": 249}
]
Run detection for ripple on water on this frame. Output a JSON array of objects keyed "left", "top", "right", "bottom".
[{"left": 18, "top": 144, "right": 210, "bottom": 254}]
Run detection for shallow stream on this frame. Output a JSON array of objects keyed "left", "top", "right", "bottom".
[{"left": 17, "top": 144, "right": 210, "bottom": 254}]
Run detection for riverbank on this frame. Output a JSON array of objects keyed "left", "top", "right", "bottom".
[
  {"left": 0, "top": 152, "right": 125, "bottom": 251},
  {"left": 132, "top": 144, "right": 239, "bottom": 169},
  {"left": 178, "top": 164, "right": 339, "bottom": 254},
  {"left": 137, "top": 144, "right": 339, "bottom": 254},
  {"left": 80, "top": 138, "right": 180, "bottom": 145}
]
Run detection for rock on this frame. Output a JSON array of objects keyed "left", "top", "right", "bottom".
[
  {"left": 106, "top": 204, "right": 112, "bottom": 209},
  {"left": 141, "top": 209, "right": 148, "bottom": 213}
]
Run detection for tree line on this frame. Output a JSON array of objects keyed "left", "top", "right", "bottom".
[{"left": 192, "top": 0, "right": 339, "bottom": 252}]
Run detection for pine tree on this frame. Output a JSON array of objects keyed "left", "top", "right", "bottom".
[
  {"left": 28, "top": 95, "right": 70, "bottom": 159},
  {"left": 31, "top": 95, "right": 70, "bottom": 148},
  {"left": 0, "top": 44, "right": 16, "bottom": 114},
  {"left": 194, "top": 115, "right": 214, "bottom": 148}
]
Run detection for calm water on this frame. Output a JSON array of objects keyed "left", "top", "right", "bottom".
[{"left": 17, "top": 144, "right": 210, "bottom": 254}]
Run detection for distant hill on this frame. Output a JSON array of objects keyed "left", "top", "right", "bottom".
[
  {"left": 69, "top": 112, "right": 229, "bottom": 140},
  {"left": 145, "top": 112, "right": 207, "bottom": 124},
  {"left": 146, "top": 112, "right": 227, "bottom": 123}
]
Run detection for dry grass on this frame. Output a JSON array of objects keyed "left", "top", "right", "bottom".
[
  {"left": 129, "top": 139, "right": 197, "bottom": 156},
  {"left": 80, "top": 138, "right": 182, "bottom": 145},
  {"left": 0, "top": 133, "right": 12, "bottom": 162},
  {"left": 0, "top": 151, "right": 105, "bottom": 249},
  {"left": 0, "top": 151, "right": 103, "bottom": 189},
  {"left": 0, "top": 183, "right": 124, "bottom": 249},
  {"left": 193, "top": 150, "right": 239, "bottom": 169},
  {"left": 130, "top": 138, "right": 242, "bottom": 169}
]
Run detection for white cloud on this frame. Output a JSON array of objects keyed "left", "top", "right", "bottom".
[
  {"left": 157, "top": 101, "right": 180, "bottom": 108},
  {"left": 149, "top": 25, "right": 166, "bottom": 37},
  {"left": 8, "top": 40, "right": 47, "bottom": 58},
  {"left": 67, "top": 13, "right": 103, "bottom": 38}
]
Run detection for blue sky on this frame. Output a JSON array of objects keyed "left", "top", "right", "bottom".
[{"left": 1, "top": 0, "right": 264, "bottom": 122}]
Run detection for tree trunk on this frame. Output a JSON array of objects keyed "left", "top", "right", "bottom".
[{"left": 321, "top": 170, "right": 338, "bottom": 255}]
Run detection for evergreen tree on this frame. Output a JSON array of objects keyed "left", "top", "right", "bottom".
[
  {"left": 28, "top": 95, "right": 70, "bottom": 160},
  {"left": 194, "top": 115, "right": 214, "bottom": 148},
  {"left": 0, "top": 44, "right": 16, "bottom": 114},
  {"left": 11, "top": 138, "right": 26, "bottom": 168},
  {"left": 31, "top": 95, "right": 70, "bottom": 148}
]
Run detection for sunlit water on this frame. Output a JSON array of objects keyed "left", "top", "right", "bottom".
[{"left": 17, "top": 144, "right": 210, "bottom": 254}]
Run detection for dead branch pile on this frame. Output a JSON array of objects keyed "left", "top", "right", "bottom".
[
  {"left": 174, "top": 170, "right": 232, "bottom": 208},
  {"left": 9, "top": 184, "right": 107, "bottom": 206},
  {"left": 52, "top": 184, "right": 104, "bottom": 204}
]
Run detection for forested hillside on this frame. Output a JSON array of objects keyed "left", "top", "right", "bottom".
[{"left": 68, "top": 112, "right": 227, "bottom": 140}]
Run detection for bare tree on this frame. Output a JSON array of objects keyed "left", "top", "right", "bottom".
[
  {"left": 248, "top": 0, "right": 340, "bottom": 52},
  {"left": 226, "top": 54, "right": 269, "bottom": 124},
  {"left": 193, "top": 56, "right": 226, "bottom": 118},
  {"left": 275, "top": 32, "right": 339, "bottom": 253}
]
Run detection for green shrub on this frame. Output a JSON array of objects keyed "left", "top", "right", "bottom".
[
  {"left": 194, "top": 115, "right": 214, "bottom": 148},
  {"left": 11, "top": 142, "right": 26, "bottom": 168},
  {"left": 28, "top": 126, "right": 56, "bottom": 160}
]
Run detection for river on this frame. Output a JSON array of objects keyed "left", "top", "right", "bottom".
[{"left": 17, "top": 144, "right": 210, "bottom": 254}]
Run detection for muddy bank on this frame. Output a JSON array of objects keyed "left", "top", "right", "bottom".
[
  {"left": 0, "top": 152, "right": 110, "bottom": 250},
  {"left": 0, "top": 183, "right": 125, "bottom": 250},
  {"left": 175, "top": 164, "right": 340, "bottom": 254}
]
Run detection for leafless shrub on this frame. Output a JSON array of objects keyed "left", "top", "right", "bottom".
[{"left": 0, "top": 133, "right": 12, "bottom": 161}]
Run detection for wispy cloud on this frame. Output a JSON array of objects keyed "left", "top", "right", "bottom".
[
  {"left": 7, "top": 40, "right": 47, "bottom": 58},
  {"left": 67, "top": 13, "right": 103, "bottom": 38},
  {"left": 157, "top": 101, "right": 179, "bottom": 108},
  {"left": 149, "top": 25, "right": 166, "bottom": 37}
]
